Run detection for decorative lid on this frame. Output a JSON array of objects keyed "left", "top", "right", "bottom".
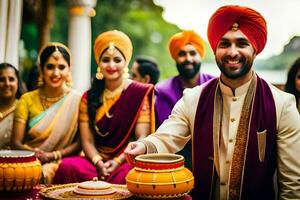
[
  {"left": 73, "top": 178, "right": 115, "bottom": 196},
  {"left": 77, "top": 178, "right": 111, "bottom": 190}
]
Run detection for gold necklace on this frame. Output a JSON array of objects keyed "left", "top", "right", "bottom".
[
  {"left": 39, "top": 89, "right": 67, "bottom": 110},
  {"left": 103, "top": 81, "right": 125, "bottom": 99},
  {"left": 102, "top": 80, "right": 125, "bottom": 118},
  {"left": 0, "top": 101, "right": 17, "bottom": 119}
]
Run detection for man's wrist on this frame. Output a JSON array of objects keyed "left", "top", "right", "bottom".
[{"left": 138, "top": 140, "right": 157, "bottom": 154}]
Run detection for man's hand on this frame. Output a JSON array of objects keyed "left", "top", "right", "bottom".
[{"left": 124, "top": 141, "right": 146, "bottom": 164}]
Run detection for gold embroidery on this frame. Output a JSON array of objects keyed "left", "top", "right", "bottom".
[{"left": 229, "top": 75, "right": 257, "bottom": 199}]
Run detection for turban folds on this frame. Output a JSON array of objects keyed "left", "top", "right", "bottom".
[
  {"left": 207, "top": 5, "right": 267, "bottom": 55},
  {"left": 168, "top": 30, "right": 206, "bottom": 60},
  {"left": 94, "top": 30, "right": 133, "bottom": 66}
]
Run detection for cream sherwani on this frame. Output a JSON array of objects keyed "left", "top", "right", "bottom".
[{"left": 143, "top": 77, "right": 300, "bottom": 199}]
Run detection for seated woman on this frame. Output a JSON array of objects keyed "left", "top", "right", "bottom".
[
  {"left": 0, "top": 63, "right": 25, "bottom": 149},
  {"left": 285, "top": 57, "right": 300, "bottom": 113},
  {"left": 11, "top": 42, "right": 81, "bottom": 183},
  {"left": 54, "top": 30, "right": 155, "bottom": 184}
]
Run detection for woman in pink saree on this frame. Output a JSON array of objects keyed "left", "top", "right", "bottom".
[{"left": 54, "top": 30, "right": 155, "bottom": 184}]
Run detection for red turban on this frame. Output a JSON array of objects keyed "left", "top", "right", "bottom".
[
  {"left": 207, "top": 5, "right": 267, "bottom": 55},
  {"left": 168, "top": 30, "right": 206, "bottom": 60}
]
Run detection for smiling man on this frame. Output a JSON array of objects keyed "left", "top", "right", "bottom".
[
  {"left": 154, "top": 31, "right": 214, "bottom": 170},
  {"left": 155, "top": 31, "right": 214, "bottom": 128},
  {"left": 125, "top": 5, "right": 300, "bottom": 200}
]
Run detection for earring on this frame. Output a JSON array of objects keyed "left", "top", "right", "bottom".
[
  {"left": 66, "top": 73, "right": 73, "bottom": 87},
  {"left": 96, "top": 67, "right": 104, "bottom": 80},
  {"left": 123, "top": 67, "right": 129, "bottom": 78},
  {"left": 38, "top": 75, "right": 44, "bottom": 86}
]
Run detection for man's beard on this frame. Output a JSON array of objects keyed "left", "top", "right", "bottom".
[
  {"left": 176, "top": 61, "right": 201, "bottom": 79},
  {"left": 216, "top": 57, "right": 253, "bottom": 79}
]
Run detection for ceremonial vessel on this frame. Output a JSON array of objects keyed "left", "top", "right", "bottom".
[
  {"left": 0, "top": 150, "right": 42, "bottom": 192},
  {"left": 39, "top": 178, "right": 131, "bottom": 199},
  {"left": 126, "top": 153, "right": 194, "bottom": 198}
]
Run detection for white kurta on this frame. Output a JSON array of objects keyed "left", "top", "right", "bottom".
[{"left": 143, "top": 77, "right": 300, "bottom": 199}]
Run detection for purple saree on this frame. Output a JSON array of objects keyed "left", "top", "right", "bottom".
[
  {"left": 192, "top": 75, "right": 277, "bottom": 200},
  {"left": 53, "top": 81, "right": 154, "bottom": 184}
]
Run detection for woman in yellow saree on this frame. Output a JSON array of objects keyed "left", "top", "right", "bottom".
[
  {"left": 53, "top": 30, "right": 155, "bottom": 184},
  {"left": 11, "top": 42, "right": 81, "bottom": 183}
]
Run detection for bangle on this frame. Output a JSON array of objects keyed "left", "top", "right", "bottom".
[
  {"left": 92, "top": 155, "right": 102, "bottom": 166},
  {"left": 56, "top": 151, "right": 62, "bottom": 160},
  {"left": 113, "top": 157, "right": 122, "bottom": 165},
  {"left": 53, "top": 151, "right": 58, "bottom": 160},
  {"left": 52, "top": 151, "right": 62, "bottom": 160}
]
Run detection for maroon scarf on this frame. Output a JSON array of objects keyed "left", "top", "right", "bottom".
[
  {"left": 192, "top": 75, "right": 277, "bottom": 199},
  {"left": 94, "top": 82, "right": 154, "bottom": 156}
]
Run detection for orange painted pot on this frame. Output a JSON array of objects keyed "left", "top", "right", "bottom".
[
  {"left": 126, "top": 153, "right": 194, "bottom": 199},
  {"left": 0, "top": 150, "right": 42, "bottom": 192}
]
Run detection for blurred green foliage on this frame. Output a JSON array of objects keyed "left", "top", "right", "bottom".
[
  {"left": 90, "top": 0, "right": 182, "bottom": 79},
  {"left": 21, "top": 0, "right": 186, "bottom": 81},
  {"left": 254, "top": 53, "right": 300, "bottom": 71},
  {"left": 20, "top": 0, "right": 298, "bottom": 84}
]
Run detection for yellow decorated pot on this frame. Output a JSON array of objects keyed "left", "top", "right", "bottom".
[
  {"left": 126, "top": 153, "right": 194, "bottom": 199},
  {"left": 0, "top": 150, "right": 42, "bottom": 192}
]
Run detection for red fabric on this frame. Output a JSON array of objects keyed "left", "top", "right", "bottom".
[
  {"left": 0, "top": 156, "right": 37, "bottom": 163},
  {"left": 134, "top": 160, "right": 184, "bottom": 170},
  {"left": 0, "top": 184, "right": 48, "bottom": 200},
  {"left": 207, "top": 5, "right": 267, "bottom": 55}
]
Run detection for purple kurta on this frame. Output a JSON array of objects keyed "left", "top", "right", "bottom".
[
  {"left": 155, "top": 73, "right": 214, "bottom": 127},
  {"left": 155, "top": 73, "right": 214, "bottom": 170}
]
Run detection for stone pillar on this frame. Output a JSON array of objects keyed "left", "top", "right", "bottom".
[
  {"left": 68, "top": 0, "right": 97, "bottom": 93},
  {"left": 0, "top": 0, "right": 9, "bottom": 63},
  {"left": 0, "top": 0, "right": 23, "bottom": 69}
]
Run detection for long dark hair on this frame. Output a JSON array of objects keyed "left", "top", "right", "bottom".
[
  {"left": 0, "top": 62, "right": 25, "bottom": 99},
  {"left": 87, "top": 78, "right": 105, "bottom": 131},
  {"left": 87, "top": 46, "right": 126, "bottom": 131},
  {"left": 285, "top": 57, "right": 300, "bottom": 106}
]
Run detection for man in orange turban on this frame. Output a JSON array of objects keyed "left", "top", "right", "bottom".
[
  {"left": 155, "top": 31, "right": 214, "bottom": 170},
  {"left": 169, "top": 30, "right": 206, "bottom": 59},
  {"left": 155, "top": 30, "right": 214, "bottom": 127},
  {"left": 125, "top": 5, "right": 300, "bottom": 200}
]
